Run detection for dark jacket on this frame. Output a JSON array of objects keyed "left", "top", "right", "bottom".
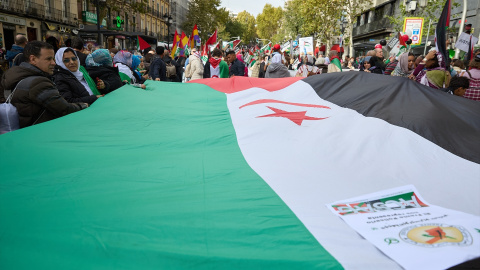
[
  {"left": 163, "top": 55, "right": 182, "bottom": 82},
  {"left": 6, "top": 45, "right": 24, "bottom": 67},
  {"left": 53, "top": 66, "right": 98, "bottom": 105},
  {"left": 229, "top": 59, "right": 245, "bottom": 77},
  {"left": 259, "top": 62, "right": 266, "bottom": 78},
  {"left": 86, "top": 66, "right": 123, "bottom": 94},
  {"left": 1, "top": 62, "right": 87, "bottom": 128},
  {"left": 75, "top": 50, "right": 88, "bottom": 67},
  {"left": 150, "top": 55, "right": 167, "bottom": 81}
]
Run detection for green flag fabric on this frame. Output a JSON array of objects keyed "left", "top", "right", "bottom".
[
  {"left": 2, "top": 76, "right": 479, "bottom": 270},
  {"left": 0, "top": 81, "right": 342, "bottom": 270}
]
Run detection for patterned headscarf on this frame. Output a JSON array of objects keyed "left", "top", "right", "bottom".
[
  {"left": 113, "top": 50, "right": 133, "bottom": 67},
  {"left": 85, "top": 49, "right": 113, "bottom": 67}
]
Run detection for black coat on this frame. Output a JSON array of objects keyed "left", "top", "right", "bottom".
[
  {"left": 53, "top": 66, "right": 97, "bottom": 105},
  {"left": 86, "top": 66, "right": 123, "bottom": 94}
]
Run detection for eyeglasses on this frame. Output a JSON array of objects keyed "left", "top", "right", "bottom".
[{"left": 63, "top": 57, "right": 78, "bottom": 63}]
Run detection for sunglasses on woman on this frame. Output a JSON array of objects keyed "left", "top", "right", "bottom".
[{"left": 63, "top": 57, "right": 78, "bottom": 63}]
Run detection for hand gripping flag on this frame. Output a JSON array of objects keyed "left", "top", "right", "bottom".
[
  {"left": 1, "top": 74, "right": 479, "bottom": 270},
  {"left": 137, "top": 36, "right": 151, "bottom": 51},
  {"left": 435, "top": 0, "right": 451, "bottom": 67}
]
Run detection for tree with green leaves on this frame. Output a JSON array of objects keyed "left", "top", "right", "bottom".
[
  {"left": 342, "top": 0, "right": 373, "bottom": 56},
  {"left": 300, "top": 0, "right": 344, "bottom": 51},
  {"left": 182, "top": 0, "right": 229, "bottom": 41},
  {"left": 236, "top": 11, "right": 257, "bottom": 44},
  {"left": 283, "top": 0, "right": 305, "bottom": 39},
  {"left": 256, "top": 4, "right": 283, "bottom": 42},
  {"left": 218, "top": 15, "right": 244, "bottom": 41}
]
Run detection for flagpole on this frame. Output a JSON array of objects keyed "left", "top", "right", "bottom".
[
  {"left": 455, "top": 0, "right": 467, "bottom": 58},
  {"left": 424, "top": 19, "right": 431, "bottom": 56}
]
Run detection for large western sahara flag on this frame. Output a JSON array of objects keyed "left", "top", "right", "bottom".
[{"left": 1, "top": 73, "right": 479, "bottom": 269}]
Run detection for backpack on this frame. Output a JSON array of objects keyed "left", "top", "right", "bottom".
[
  {"left": 166, "top": 62, "right": 177, "bottom": 79},
  {"left": 0, "top": 79, "right": 24, "bottom": 134}
]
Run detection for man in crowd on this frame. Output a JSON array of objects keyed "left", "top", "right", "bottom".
[
  {"left": 6, "top": 34, "right": 27, "bottom": 67},
  {"left": 384, "top": 52, "right": 398, "bottom": 75},
  {"left": 150, "top": 46, "right": 167, "bottom": 81},
  {"left": 1, "top": 41, "right": 88, "bottom": 128},
  {"left": 162, "top": 50, "right": 182, "bottom": 82},
  {"left": 226, "top": 50, "right": 244, "bottom": 77},
  {"left": 440, "top": 76, "right": 469, "bottom": 97},
  {"left": 375, "top": 47, "right": 386, "bottom": 71},
  {"left": 71, "top": 37, "right": 88, "bottom": 67}
]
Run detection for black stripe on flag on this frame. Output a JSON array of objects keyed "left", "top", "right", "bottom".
[{"left": 303, "top": 72, "right": 480, "bottom": 164}]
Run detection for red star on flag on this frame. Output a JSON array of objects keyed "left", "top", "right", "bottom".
[{"left": 258, "top": 106, "right": 328, "bottom": 126}]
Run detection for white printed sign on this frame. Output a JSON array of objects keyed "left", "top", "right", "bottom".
[
  {"left": 327, "top": 185, "right": 480, "bottom": 270},
  {"left": 299, "top": 37, "right": 314, "bottom": 55},
  {"left": 455, "top": 32, "right": 479, "bottom": 53}
]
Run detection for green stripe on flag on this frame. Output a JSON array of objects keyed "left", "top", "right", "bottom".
[{"left": 0, "top": 82, "right": 343, "bottom": 270}]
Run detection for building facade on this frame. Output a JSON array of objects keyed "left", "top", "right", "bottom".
[
  {"left": 1, "top": 0, "right": 78, "bottom": 51},
  {"left": 78, "top": 0, "right": 171, "bottom": 49},
  {"left": 352, "top": 0, "right": 480, "bottom": 56}
]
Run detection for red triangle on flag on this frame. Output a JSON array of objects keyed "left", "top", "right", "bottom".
[{"left": 137, "top": 36, "right": 151, "bottom": 51}]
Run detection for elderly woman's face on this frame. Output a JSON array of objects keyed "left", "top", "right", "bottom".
[{"left": 63, "top": 51, "right": 78, "bottom": 72}]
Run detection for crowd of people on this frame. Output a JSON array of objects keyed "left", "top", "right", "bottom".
[{"left": 0, "top": 34, "right": 478, "bottom": 133}]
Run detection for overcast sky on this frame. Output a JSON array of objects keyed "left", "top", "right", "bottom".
[{"left": 220, "top": 0, "right": 285, "bottom": 17}]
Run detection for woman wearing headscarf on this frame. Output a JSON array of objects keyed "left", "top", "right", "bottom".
[
  {"left": 360, "top": 56, "right": 383, "bottom": 74},
  {"left": 296, "top": 55, "right": 321, "bottom": 77},
  {"left": 113, "top": 50, "right": 146, "bottom": 89},
  {"left": 410, "top": 50, "right": 450, "bottom": 89},
  {"left": 185, "top": 51, "right": 204, "bottom": 81},
  {"left": 85, "top": 49, "right": 123, "bottom": 94},
  {"left": 53, "top": 47, "right": 104, "bottom": 105},
  {"left": 391, "top": 52, "right": 415, "bottom": 77},
  {"left": 265, "top": 52, "right": 290, "bottom": 78}
]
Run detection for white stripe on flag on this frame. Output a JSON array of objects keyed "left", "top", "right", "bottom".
[{"left": 225, "top": 80, "right": 480, "bottom": 269}]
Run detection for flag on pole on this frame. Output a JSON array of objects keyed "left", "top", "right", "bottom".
[
  {"left": 1, "top": 73, "right": 479, "bottom": 270},
  {"left": 190, "top": 24, "right": 200, "bottom": 49},
  {"left": 201, "top": 44, "right": 208, "bottom": 65},
  {"left": 137, "top": 36, "right": 151, "bottom": 51},
  {"left": 228, "top": 39, "right": 242, "bottom": 49},
  {"left": 205, "top": 29, "right": 218, "bottom": 48},
  {"left": 435, "top": 0, "right": 452, "bottom": 67},
  {"left": 465, "top": 35, "right": 474, "bottom": 64},
  {"left": 170, "top": 30, "right": 179, "bottom": 59},
  {"left": 178, "top": 32, "right": 189, "bottom": 56},
  {"left": 259, "top": 42, "right": 272, "bottom": 54}
]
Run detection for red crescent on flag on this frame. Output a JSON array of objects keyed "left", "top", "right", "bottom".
[{"left": 239, "top": 99, "right": 331, "bottom": 110}]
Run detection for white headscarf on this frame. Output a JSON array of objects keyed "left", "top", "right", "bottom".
[{"left": 55, "top": 47, "right": 93, "bottom": 95}]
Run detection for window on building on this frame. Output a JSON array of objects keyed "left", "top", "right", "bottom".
[
  {"left": 125, "top": 13, "right": 128, "bottom": 31},
  {"left": 82, "top": 0, "right": 87, "bottom": 12},
  {"left": 161, "top": 5, "right": 164, "bottom": 15},
  {"left": 360, "top": 13, "right": 365, "bottom": 26},
  {"left": 63, "top": 0, "right": 69, "bottom": 18},
  {"left": 133, "top": 16, "right": 136, "bottom": 31},
  {"left": 45, "top": 0, "right": 52, "bottom": 14},
  {"left": 141, "top": 19, "right": 144, "bottom": 30}
]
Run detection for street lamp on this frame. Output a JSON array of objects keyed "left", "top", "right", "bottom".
[
  {"left": 95, "top": 0, "right": 106, "bottom": 47},
  {"left": 340, "top": 19, "right": 348, "bottom": 58},
  {"left": 163, "top": 13, "right": 173, "bottom": 50}
]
